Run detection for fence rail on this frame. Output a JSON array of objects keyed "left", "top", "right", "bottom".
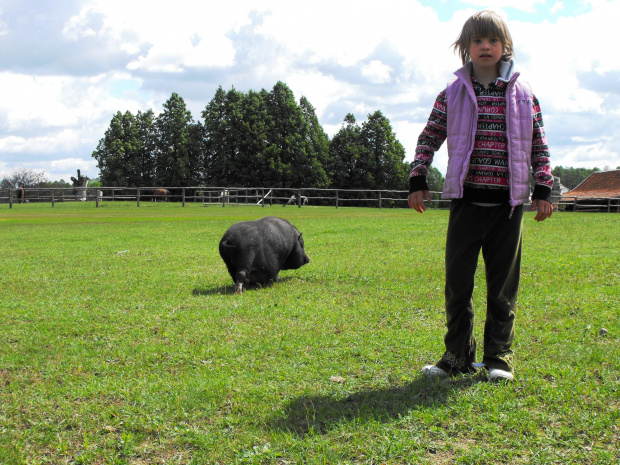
[
  {"left": 1, "top": 186, "right": 618, "bottom": 212},
  {"left": 557, "top": 195, "right": 620, "bottom": 213},
  {"left": 0, "top": 186, "right": 448, "bottom": 209}
]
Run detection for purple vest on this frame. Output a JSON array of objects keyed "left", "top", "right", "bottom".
[{"left": 443, "top": 64, "right": 534, "bottom": 206}]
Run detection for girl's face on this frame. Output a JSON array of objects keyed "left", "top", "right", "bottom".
[{"left": 469, "top": 35, "right": 503, "bottom": 69}]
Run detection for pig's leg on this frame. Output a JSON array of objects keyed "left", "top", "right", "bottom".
[{"left": 234, "top": 268, "right": 249, "bottom": 294}]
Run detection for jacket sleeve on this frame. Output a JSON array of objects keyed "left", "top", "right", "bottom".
[
  {"left": 409, "top": 90, "right": 448, "bottom": 194},
  {"left": 531, "top": 95, "right": 553, "bottom": 201}
]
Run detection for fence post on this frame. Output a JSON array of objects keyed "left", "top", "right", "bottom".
[
  {"left": 9, "top": 189, "right": 12, "bottom": 208},
  {"left": 137, "top": 188, "right": 140, "bottom": 207},
  {"left": 336, "top": 190, "right": 339, "bottom": 208},
  {"left": 378, "top": 191, "right": 382, "bottom": 209},
  {"left": 52, "top": 190, "right": 55, "bottom": 208},
  {"left": 182, "top": 188, "right": 186, "bottom": 207},
  {"left": 298, "top": 189, "right": 301, "bottom": 208},
  {"left": 262, "top": 189, "right": 265, "bottom": 208}
]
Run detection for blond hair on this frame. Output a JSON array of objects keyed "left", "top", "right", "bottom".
[{"left": 453, "top": 10, "right": 514, "bottom": 65}]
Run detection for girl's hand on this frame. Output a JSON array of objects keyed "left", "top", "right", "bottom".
[
  {"left": 531, "top": 199, "right": 553, "bottom": 222},
  {"left": 408, "top": 190, "right": 431, "bottom": 213}
]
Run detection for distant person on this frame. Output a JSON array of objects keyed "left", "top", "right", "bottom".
[{"left": 407, "top": 10, "right": 553, "bottom": 382}]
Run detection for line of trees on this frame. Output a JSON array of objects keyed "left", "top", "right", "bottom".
[
  {"left": 91, "top": 81, "right": 438, "bottom": 191},
  {"left": 5, "top": 79, "right": 615, "bottom": 194}
]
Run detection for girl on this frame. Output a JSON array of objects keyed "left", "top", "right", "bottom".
[{"left": 408, "top": 10, "right": 553, "bottom": 382}]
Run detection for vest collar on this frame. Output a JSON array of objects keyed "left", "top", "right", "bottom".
[{"left": 454, "top": 59, "right": 519, "bottom": 85}]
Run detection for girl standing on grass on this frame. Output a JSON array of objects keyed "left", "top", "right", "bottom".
[{"left": 408, "top": 10, "right": 553, "bottom": 382}]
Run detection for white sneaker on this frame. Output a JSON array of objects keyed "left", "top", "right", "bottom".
[
  {"left": 489, "top": 368, "right": 514, "bottom": 382},
  {"left": 421, "top": 365, "right": 449, "bottom": 378}
]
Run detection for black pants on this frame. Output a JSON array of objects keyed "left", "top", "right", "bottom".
[{"left": 436, "top": 200, "right": 523, "bottom": 374}]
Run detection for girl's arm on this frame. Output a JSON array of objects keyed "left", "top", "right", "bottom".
[
  {"left": 530, "top": 95, "right": 553, "bottom": 201},
  {"left": 530, "top": 95, "right": 553, "bottom": 221},
  {"left": 409, "top": 90, "right": 448, "bottom": 193}
]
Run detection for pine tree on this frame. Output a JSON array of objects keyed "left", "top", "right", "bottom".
[
  {"left": 360, "top": 110, "right": 407, "bottom": 190},
  {"left": 155, "top": 93, "right": 195, "bottom": 187},
  {"left": 93, "top": 110, "right": 155, "bottom": 187},
  {"left": 328, "top": 114, "right": 367, "bottom": 189}
]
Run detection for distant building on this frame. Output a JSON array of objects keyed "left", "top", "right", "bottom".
[{"left": 562, "top": 170, "right": 620, "bottom": 212}]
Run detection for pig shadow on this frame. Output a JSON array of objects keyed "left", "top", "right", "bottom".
[
  {"left": 268, "top": 373, "right": 486, "bottom": 436},
  {"left": 192, "top": 277, "right": 295, "bottom": 296}
]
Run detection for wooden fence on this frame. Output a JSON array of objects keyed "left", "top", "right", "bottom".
[
  {"left": 1, "top": 186, "right": 617, "bottom": 212},
  {"left": 0, "top": 186, "right": 449, "bottom": 209},
  {"left": 557, "top": 196, "right": 620, "bottom": 213}
]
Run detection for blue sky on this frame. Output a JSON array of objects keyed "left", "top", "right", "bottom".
[
  {"left": 420, "top": 0, "right": 593, "bottom": 21},
  {"left": 1, "top": 0, "right": 618, "bottom": 182}
]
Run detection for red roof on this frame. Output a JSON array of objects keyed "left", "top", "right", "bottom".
[{"left": 564, "top": 170, "right": 620, "bottom": 199}]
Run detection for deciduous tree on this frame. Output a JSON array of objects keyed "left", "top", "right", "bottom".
[{"left": 0, "top": 167, "right": 48, "bottom": 189}]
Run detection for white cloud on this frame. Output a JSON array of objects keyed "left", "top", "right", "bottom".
[
  {"left": 46, "top": 158, "right": 99, "bottom": 184},
  {"left": 0, "top": 129, "right": 82, "bottom": 154},
  {"left": 362, "top": 61, "right": 393, "bottom": 84},
  {"left": 549, "top": 1, "right": 565, "bottom": 15},
  {"left": 62, "top": 5, "right": 98, "bottom": 41},
  {"left": 80, "top": 0, "right": 251, "bottom": 71},
  {"left": 555, "top": 141, "right": 619, "bottom": 169},
  {"left": 285, "top": 70, "right": 350, "bottom": 118}
]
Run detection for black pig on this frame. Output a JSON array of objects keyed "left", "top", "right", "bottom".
[{"left": 219, "top": 216, "right": 310, "bottom": 294}]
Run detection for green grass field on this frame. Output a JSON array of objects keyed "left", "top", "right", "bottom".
[{"left": 1, "top": 202, "right": 618, "bottom": 464}]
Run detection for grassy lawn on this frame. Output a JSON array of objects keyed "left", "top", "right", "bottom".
[{"left": 0, "top": 202, "right": 618, "bottom": 464}]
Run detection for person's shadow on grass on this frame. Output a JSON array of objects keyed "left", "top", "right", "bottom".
[{"left": 268, "top": 373, "right": 487, "bottom": 436}]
